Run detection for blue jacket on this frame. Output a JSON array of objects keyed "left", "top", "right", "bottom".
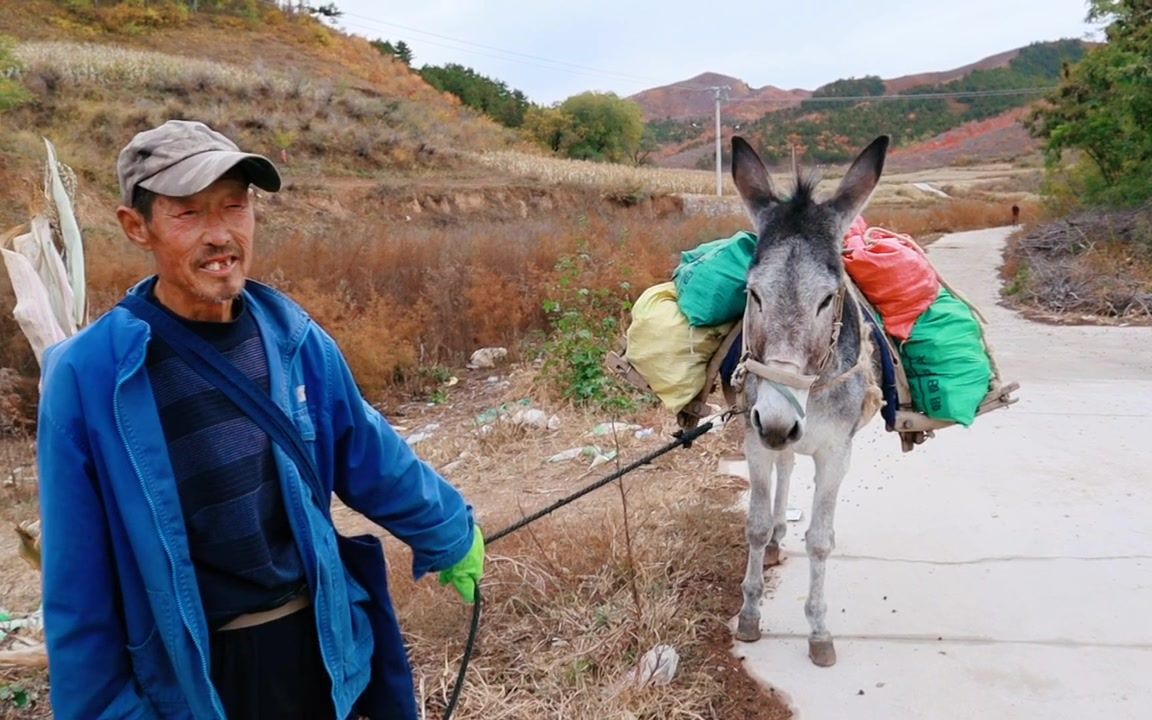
[{"left": 37, "top": 279, "right": 475, "bottom": 719}]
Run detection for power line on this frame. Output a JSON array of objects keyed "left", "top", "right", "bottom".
[
  {"left": 337, "top": 12, "right": 1057, "bottom": 106},
  {"left": 340, "top": 13, "right": 666, "bottom": 87}
]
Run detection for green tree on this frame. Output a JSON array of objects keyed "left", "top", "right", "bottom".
[
  {"left": 810, "top": 75, "right": 885, "bottom": 99},
  {"left": 370, "top": 38, "right": 412, "bottom": 65},
  {"left": 1027, "top": 1, "right": 1152, "bottom": 204},
  {"left": 370, "top": 39, "right": 396, "bottom": 56},
  {"left": 304, "top": 2, "right": 342, "bottom": 19},
  {"left": 532, "top": 92, "right": 644, "bottom": 163},
  {"left": 394, "top": 40, "right": 413, "bottom": 66},
  {"left": 419, "top": 63, "right": 530, "bottom": 127}
]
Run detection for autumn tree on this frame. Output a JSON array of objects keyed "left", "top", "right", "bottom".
[
  {"left": 1027, "top": 1, "right": 1152, "bottom": 205},
  {"left": 526, "top": 92, "right": 645, "bottom": 164}
]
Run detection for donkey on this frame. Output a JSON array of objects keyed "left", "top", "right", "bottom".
[{"left": 727, "top": 135, "right": 889, "bottom": 667}]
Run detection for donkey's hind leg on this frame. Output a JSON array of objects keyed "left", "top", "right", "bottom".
[
  {"left": 736, "top": 438, "right": 775, "bottom": 642},
  {"left": 804, "top": 443, "right": 851, "bottom": 667},
  {"left": 765, "top": 450, "right": 795, "bottom": 567}
]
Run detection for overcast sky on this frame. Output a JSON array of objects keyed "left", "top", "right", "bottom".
[{"left": 329, "top": 1, "right": 1102, "bottom": 105}]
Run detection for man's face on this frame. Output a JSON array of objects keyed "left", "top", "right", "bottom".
[{"left": 119, "top": 174, "right": 255, "bottom": 321}]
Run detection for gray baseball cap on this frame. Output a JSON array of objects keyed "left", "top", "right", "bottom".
[{"left": 116, "top": 120, "right": 281, "bottom": 206}]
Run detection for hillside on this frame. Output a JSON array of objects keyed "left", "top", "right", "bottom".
[
  {"left": 637, "top": 39, "right": 1086, "bottom": 168},
  {"left": 629, "top": 72, "right": 809, "bottom": 121},
  {"left": 883, "top": 48, "right": 1020, "bottom": 93},
  {"left": 0, "top": 1, "right": 521, "bottom": 225},
  {"left": 629, "top": 47, "right": 1026, "bottom": 122},
  {"left": 887, "top": 108, "right": 1040, "bottom": 171}
]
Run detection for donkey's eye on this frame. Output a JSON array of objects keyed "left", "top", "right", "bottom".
[
  {"left": 748, "top": 290, "right": 763, "bottom": 309},
  {"left": 817, "top": 293, "right": 835, "bottom": 313}
]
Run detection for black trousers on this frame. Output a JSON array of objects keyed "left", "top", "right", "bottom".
[{"left": 210, "top": 607, "right": 337, "bottom": 720}]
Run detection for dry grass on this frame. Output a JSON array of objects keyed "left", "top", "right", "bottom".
[
  {"left": 1002, "top": 206, "right": 1152, "bottom": 321},
  {"left": 4, "top": 38, "right": 513, "bottom": 185},
  {"left": 333, "top": 382, "right": 787, "bottom": 720},
  {"left": 0, "top": 439, "right": 49, "bottom": 720},
  {"left": 209, "top": 207, "right": 741, "bottom": 401},
  {"left": 867, "top": 197, "right": 1043, "bottom": 239},
  {"left": 0, "top": 379, "right": 788, "bottom": 719},
  {"left": 398, "top": 503, "right": 759, "bottom": 719},
  {"left": 471, "top": 151, "right": 738, "bottom": 196},
  {"left": 12, "top": 42, "right": 294, "bottom": 96},
  {"left": 3, "top": 180, "right": 1031, "bottom": 406}
]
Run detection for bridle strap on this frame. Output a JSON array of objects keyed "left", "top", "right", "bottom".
[
  {"left": 733, "top": 284, "right": 869, "bottom": 419},
  {"left": 740, "top": 359, "right": 817, "bottom": 390}
]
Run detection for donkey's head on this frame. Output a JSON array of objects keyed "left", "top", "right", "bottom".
[{"left": 732, "top": 135, "right": 888, "bottom": 449}]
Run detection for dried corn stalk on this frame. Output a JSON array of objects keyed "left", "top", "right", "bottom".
[{"left": 1, "top": 137, "right": 86, "bottom": 364}]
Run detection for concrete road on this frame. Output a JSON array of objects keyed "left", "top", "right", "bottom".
[{"left": 732, "top": 227, "right": 1152, "bottom": 719}]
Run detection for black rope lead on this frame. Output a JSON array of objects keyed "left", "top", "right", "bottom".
[
  {"left": 440, "top": 419, "right": 717, "bottom": 719},
  {"left": 442, "top": 586, "right": 481, "bottom": 717}
]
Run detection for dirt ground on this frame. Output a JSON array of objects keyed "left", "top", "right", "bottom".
[{"left": 0, "top": 363, "right": 790, "bottom": 719}]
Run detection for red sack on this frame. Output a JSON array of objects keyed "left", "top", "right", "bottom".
[{"left": 842, "top": 216, "right": 940, "bottom": 341}]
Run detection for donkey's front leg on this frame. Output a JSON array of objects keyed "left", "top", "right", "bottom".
[
  {"left": 765, "top": 450, "right": 795, "bottom": 567},
  {"left": 804, "top": 444, "right": 851, "bottom": 667},
  {"left": 736, "top": 438, "right": 776, "bottom": 642}
]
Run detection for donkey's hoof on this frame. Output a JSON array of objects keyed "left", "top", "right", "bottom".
[
  {"left": 808, "top": 638, "right": 837, "bottom": 667},
  {"left": 765, "top": 544, "right": 782, "bottom": 567},
  {"left": 735, "top": 617, "right": 762, "bottom": 643}
]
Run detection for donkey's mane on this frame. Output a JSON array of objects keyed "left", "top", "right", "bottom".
[
  {"left": 784, "top": 172, "right": 819, "bottom": 210},
  {"left": 762, "top": 171, "right": 823, "bottom": 231},
  {"left": 754, "top": 171, "right": 839, "bottom": 271}
]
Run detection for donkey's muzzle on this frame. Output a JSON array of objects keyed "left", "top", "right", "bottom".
[{"left": 751, "top": 410, "right": 803, "bottom": 449}]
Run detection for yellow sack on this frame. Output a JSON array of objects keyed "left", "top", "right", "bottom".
[{"left": 624, "top": 282, "right": 735, "bottom": 413}]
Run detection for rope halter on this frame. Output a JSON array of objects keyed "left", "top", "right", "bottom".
[{"left": 732, "top": 285, "right": 848, "bottom": 418}]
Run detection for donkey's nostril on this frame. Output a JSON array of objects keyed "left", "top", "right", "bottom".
[
  {"left": 751, "top": 410, "right": 762, "bottom": 432},
  {"left": 787, "top": 422, "right": 803, "bottom": 443}
]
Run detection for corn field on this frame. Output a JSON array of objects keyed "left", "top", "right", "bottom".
[{"left": 12, "top": 41, "right": 314, "bottom": 98}]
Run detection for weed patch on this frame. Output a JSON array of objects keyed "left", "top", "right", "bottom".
[
  {"left": 867, "top": 197, "right": 1042, "bottom": 239},
  {"left": 1002, "top": 205, "right": 1152, "bottom": 320}
]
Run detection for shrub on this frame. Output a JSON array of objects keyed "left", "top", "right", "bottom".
[
  {"left": 0, "top": 36, "right": 30, "bottom": 110},
  {"left": 539, "top": 248, "right": 637, "bottom": 411}
]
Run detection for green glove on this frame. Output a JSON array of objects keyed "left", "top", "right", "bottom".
[{"left": 438, "top": 526, "right": 484, "bottom": 604}]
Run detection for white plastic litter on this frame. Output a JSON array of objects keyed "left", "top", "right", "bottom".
[
  {"left": 590, "top": 422, "right": 641, "bottom": 436},
  {"left": 467, "top": 347, "right": 508, "bottom": 369},
  {"left": 547, "top": 447, "right": 587, "bottom": 463},
  {"left": 511, "top": 409, "right": 550, "bottom": 429},
  {"left": 404, "top": 423, "right": 441, "bottom": 445},
  {"left": 588, "top": 449, "right": 618, "bottom": 469},
  {"left": 622, "top": 644, "right": 679, "bottom": 687}
]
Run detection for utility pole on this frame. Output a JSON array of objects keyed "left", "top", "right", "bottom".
[{"left": 708, "top": 85, "right": 730, "bottom": 196}]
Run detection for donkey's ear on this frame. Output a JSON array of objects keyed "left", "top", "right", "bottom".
[
  {"left": 827, "top": 135, "right": 889, "bottom": 222},
  {"left": 731, "top": 136, "right": 778, "bottom": 221}
]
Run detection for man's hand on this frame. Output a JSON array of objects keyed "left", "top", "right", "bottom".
[{"left": 438, "top": 527, "right": 484, "bottom": 604}]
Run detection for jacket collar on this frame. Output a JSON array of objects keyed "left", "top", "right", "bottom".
[{"left": 124, "top": 276, "right": 311, "bottom": 361}]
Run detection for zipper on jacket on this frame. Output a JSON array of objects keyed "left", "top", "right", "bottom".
[
  {"left": 272, "top": 347, "right": 338, "bottom": 696},
  {"left": 113, "top": 351, "right": 225, "bottom": 719}
]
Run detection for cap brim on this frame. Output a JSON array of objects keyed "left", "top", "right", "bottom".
[{"left": 138, "top": 151, "right": 282, "bottom": 198}]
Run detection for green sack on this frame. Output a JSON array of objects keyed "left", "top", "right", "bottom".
[
  {"left": 899, "top": 288, "right": 992, "bottom": 426},
  {"left": 672, "top": 231, "right": 758, "bottom": 327}
]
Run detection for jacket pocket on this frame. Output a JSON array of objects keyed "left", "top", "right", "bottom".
[
  {"left": 292, "top": 404, "right": 316, "bottom": 441},
  {"left": 126, "top": 624, "right": 192, "bottom": 716}
]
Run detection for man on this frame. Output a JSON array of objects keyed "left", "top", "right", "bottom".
[{"left": 37, "top": 119, "right": 484, "bottom": 719}]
